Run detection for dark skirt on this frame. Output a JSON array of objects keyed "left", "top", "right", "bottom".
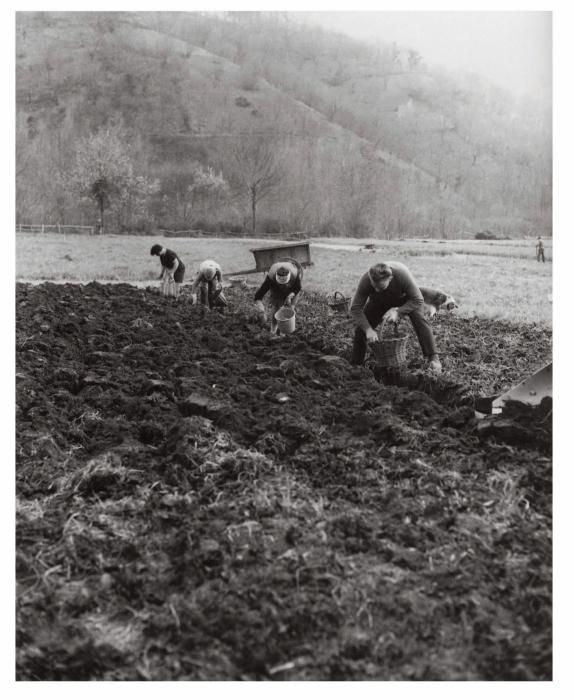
[{"left": 173, "top": 263, "right": 185, "bottom": 283}]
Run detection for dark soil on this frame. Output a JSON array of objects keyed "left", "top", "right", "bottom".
[{"left": 16, "top": 282, "right": 552, "bottom": 680}]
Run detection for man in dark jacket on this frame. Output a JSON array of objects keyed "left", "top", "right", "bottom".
[
  {"left": 350, "top": 262, "right": 441, "bottom": 372},
  {"left": 254, "top": 259, "right": 302, "bottom": 335},
  {"left": 150, "top": 244, "right": 186, "bottom": 298}
]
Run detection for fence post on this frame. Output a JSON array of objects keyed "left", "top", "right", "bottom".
[{"left": 41, "top": 224, "right": 44, "bottom": 234}]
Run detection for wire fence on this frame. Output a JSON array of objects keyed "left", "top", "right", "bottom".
[
  {"left": 17, "top": 224, "right": 96, "bottom": 235},
  {"left": 16, "top": 224, "right": 309, "bottom": 240},
  {"left": 159, "top": 228, "right": 308, "bottom": 240}
]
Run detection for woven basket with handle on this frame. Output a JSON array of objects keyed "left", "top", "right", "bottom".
[
  {"left": 328, "top": 290, "right": 350, "bottom": 313},
  {"left": 371, "top": 316, "right": 410, "bottom": 368}
]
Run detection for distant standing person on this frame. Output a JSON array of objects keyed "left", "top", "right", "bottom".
[
  {"left": 350, "top": 262, "right": 441, "bottom": 372},
  {"left": 254, "top": 259, "right": 302, "bottom": 335},
  {"left": 536, "top": 237, "right": 545, "bottom": 263},
  {"left": 191, "top": 259, "right": 227, "bottom": 310}
]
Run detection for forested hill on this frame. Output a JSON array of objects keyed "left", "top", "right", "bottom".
[{"left": 16, "top": 11, "right": 552, "bottom": 238}]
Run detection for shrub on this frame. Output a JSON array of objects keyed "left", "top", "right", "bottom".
[
  {"left": 216, "top": 221, "right": 245, "bottom": 235},
  {"left": 258, "top": 218, "right": 284, "bottom": 234},
  {"left": 345, "top": 219, "right": 372, "bottom": 239},
  {"left": 316, "top": 220, "right": 342, "bottom": 238},
  {"left": 475, "top": 230, "right": 498, "bottom": 240},
  {"left": 235, "top": 96, "right": 251, "bottom": 108},
  {"left": 192, "top": 219, "right": 217, "bottom": 233}
]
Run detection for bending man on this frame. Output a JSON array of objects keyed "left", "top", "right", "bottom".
[{"left": 350, "top": 262, "right": 441, "bottom": 373}]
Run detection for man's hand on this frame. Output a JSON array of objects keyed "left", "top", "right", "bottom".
[
  {"left": 366, "top": 327, "right": 379, "bottom": 343},
  {"left": 191, "top": 293, "right": 197, "bottom": 305},
  {"left": 428, "top": 358, "right": 442, "bottom": 374},
  {"left": 383, "top": 307, "right": 400, "bottom": 324},
  {"left": 255, "top": 300, "right": 267, "bottom": 320},
  {"left": 285, "top": 293, "right": 295, "bottom": 307}
]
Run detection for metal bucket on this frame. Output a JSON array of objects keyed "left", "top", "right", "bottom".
[{"left": 274, "top": 306, "right": 296, "bottom": 334}]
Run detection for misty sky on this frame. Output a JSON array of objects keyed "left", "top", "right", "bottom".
[
  {"left": 9, "top": 4, "right": 552, "bottom": 102},
  {"left": 297, "top": 11, "right": 552, "bottom": 103}
]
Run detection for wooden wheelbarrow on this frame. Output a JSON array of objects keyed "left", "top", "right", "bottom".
[{"left": 222, "top": 241, "right": 313, "bottom": 278}]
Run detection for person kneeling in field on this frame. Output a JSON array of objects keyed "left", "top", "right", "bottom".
[
  {"left": 350, "top": 262, "right": 442, "bottom": 373},
  {"left": 150, "top": 244, "right": 186, "bottom": 298},
  {"left": 191, "top": 259, "right": 228, "bottom": 311},
  {"left": 254, "top": 259, "right": 302, "bottom": 335}
]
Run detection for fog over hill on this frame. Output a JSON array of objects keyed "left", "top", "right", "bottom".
[
  {"left": 16, "top": 11, "right": 551, "bottom": 238},
  {"left": 297, "top": 11, "right": 552, "bottom": 104}
]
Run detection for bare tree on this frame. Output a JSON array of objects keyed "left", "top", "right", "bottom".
[{"left": 228, "top": 134, "right": 284, "bottom": 234}]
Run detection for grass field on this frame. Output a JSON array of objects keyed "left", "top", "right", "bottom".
[
  {"left": 315, "top": 236, "right": 553, "bottom": 260},
  {"left": 16, "top": 233, "right": 553, "bottom": 325}
]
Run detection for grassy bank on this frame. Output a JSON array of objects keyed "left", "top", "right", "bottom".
[{"left": 16, "top": 233, "right": 553, "bottom": 325}]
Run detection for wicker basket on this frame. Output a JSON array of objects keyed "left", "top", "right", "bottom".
[
  {"left": 371, "top": 317, "right": 409, "bottom": 368},
  {"left": 229, "top": 276, "right": 247, "bottom": 288},
  {"left": 328, "top": 290, "right": 350, "bottom": 313}
]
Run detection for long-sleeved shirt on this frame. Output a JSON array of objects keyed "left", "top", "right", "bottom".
[
  {"left": 350, "top": 261, "right": 424, "bottom": 332},
  {"left": 254, "top": 261, "right": 302, "bottom": 301}
]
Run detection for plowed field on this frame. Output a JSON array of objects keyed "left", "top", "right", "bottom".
[{"left": 16, "top": 282, "right": 552, "bottom": 680}]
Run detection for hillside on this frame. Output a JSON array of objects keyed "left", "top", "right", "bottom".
[{"left": 15, "top": 11, "right": 552, "bottom": 238}]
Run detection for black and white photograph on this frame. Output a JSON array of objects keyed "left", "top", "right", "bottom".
[{"left": 11, "top": 2, "right": 562, "bottom": 685}]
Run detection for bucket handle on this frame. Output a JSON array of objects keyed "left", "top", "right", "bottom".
[{"left": 333, "top": 290, "right": 346, "bottom": 302}]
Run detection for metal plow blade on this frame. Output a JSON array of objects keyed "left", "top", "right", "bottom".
[{"left": 491, "top": 362, "right": 552, "bottom": 415}]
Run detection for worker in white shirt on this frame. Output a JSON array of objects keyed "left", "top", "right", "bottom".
[{"left": 191, "top": 259, "right": 227, "bottom": 310}]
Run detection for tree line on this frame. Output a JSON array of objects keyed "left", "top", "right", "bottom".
[{"left": 16, "top": 11, "right": 552, "bottom": 238}]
